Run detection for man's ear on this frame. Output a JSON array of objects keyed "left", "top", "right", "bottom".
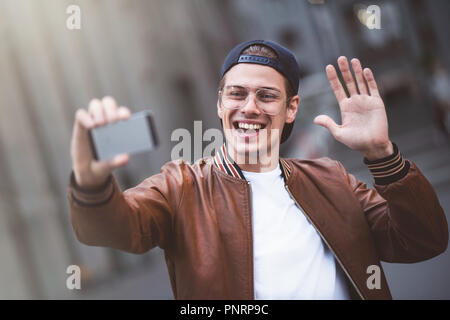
[
  {"left": 217, "top": 99, "right": 224, "bottom": 119},
  {"left": 285, "top": 95, "right": 299, "bottom": 124}
]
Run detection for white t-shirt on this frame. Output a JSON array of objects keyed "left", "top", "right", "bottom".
[{"left": 242, "top": 164, "right": 351, "bottom": 300}]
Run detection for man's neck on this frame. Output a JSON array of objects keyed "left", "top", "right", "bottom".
[{"left": 239, "top": 162, "right": 279, "bottom": 172}]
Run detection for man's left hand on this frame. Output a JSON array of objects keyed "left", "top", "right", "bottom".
[{"left": 314, "top": 56, "right": 393, "bottom": 160}]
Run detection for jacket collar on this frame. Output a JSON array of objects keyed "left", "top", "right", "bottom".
[{"left": 213, "top": 143, "right": 292, "bottom": 182}]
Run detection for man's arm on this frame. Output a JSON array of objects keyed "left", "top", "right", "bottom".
[
  {"left": 316, "top": 56, "right": 448, "bottom": 262},
  {"left": 67, "top": 160, "right": 184, "bottom": 254},
  {"left": 336, "top": 152, "right": 448, "bottom": 263},
  {"left": 67, "top": 96, "right": 183, "bottom": 254}
]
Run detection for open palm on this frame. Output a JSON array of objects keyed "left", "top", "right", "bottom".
[{"left": 314, "top": 57, "right": 392, "bottom": 159}]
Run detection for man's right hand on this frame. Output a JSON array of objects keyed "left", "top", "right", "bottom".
[{"left": 70, "top": 96, "right": 131, "bottom": 191}]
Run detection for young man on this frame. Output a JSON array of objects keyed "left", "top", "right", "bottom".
[{"left": 67, "top": 40, "right": 448, "bottom": 300}]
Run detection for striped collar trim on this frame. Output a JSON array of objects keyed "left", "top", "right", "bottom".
[
  {"left": 279, "top": 158, "right": 292, "bottom": 181},
  {"left": 214, "top": 144, "right": 246, "bottom": 179},
  {"left": 213, "top": 144, "right": 292, "bottom": 182}
]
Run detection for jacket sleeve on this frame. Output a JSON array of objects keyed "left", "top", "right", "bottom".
[
  {"left": 66, "top": 161, "right": 185, "bottom": 254},
  {"left": 337, "top": 152, "right": 448, "bottom": 263}
]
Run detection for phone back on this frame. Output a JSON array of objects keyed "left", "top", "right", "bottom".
[{"left": 88, "top": 110, "right": 158, "bottom": 161}]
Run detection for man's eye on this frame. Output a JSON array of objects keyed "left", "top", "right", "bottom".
[
  {"left": 259, "top": 93, "right": 278, "bottom": 100},
  {"left": 229, "top": 91, "right": 246, "bottom": 97}
]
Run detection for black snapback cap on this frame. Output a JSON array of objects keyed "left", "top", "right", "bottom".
[{"left": 220, "top": 39, "right": 300, "bottom": 144}]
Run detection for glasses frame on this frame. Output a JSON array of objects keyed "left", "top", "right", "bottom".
[{"left": 218, "top": 85, "right": 291, "bottom": 116}]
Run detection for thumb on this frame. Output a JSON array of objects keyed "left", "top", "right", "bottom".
[
  {"left": 314, "top": 115, "right": 339, "bottom": 136},
  {"left": 108, "top": 153, "right": 130, "bottom": 169},
  {"left": 92, "top": 153, "right": 130, "bottom": 177}
]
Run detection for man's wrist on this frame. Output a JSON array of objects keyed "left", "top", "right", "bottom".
[
  {"left": 363, "top": 142, "right": 410, "bottom": 185},
  {"left": 69, "top": 170, "right": 115, "bottom": 207},
  {"left": 362, "top": 141, "right": 394, "bottom": 161}
]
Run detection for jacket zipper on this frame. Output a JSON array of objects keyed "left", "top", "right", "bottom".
[
  {"left": 247, "top": 181, "right": 255, "bottom": 300},
  {"left": 284, "top": 184, "right": 365, "bottom": 300}
]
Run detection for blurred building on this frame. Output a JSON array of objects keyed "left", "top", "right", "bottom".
[{"left": 0, "top": 0, "right": 448, "bottom": 299}]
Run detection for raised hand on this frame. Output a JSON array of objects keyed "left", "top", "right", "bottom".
[
  {"left": 314, "top": 56, "right": 393, "bottom": 160},
  {"left": 70, "top": 96, "right": 131, "bottom": 190}
]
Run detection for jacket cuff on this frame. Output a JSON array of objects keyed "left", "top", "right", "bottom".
[
  {"left": 69, "top": 171, "right": 115, "bottom": 207},
  {"left": 363, "top": 143, "right": 410, "bottom": 185}
]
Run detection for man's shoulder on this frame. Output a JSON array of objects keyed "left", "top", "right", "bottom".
[
  {"left": 284, "top": 156, "right": 341, "bottom": 171},
  {"left": 282, "top": 156, "right": 348, "bottom": 180}
]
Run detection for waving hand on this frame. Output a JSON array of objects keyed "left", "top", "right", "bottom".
[{"left": 314, "top": 56, "right": 393, "bottom": 160}]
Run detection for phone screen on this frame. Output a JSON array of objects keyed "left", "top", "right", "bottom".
[{"left": 88, "top": 110, "right": 158, "bottom": 161}]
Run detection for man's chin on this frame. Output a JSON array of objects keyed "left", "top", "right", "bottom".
[
  {"left": 224, "top": 127, "right": 279, "bottom": 165},
  {"left": 227, "top": 140, "right": 267, "bottom": 163},
  {"left": 234, "top": 141, "right": 260, "bottom": 154}
]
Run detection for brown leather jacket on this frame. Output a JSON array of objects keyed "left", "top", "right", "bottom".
[{"left": 67, "top": 146, "right": 448, "bottom": 300}]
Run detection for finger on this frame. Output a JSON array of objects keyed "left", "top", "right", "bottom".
[
  {"left": 337, "top": 56, "right": 358, "bottom": 96},
  {"left": 117, "top": 106, "right": 131, "bottom": 121},
  {"left": 351, "top": 58, "right": 369, "bottom": 95},
  {"left": 363, "top": 68, "right": 380, "bottom": 97},
  {"left": 71, "top": 108, "right": 95, "bottom": 158},
  {"left": 314, "top": 115, "right": 340, "bottom": 137},
  {"left": 110, "top": 153, "right": 130, "bottom": 168},
  {"left": 90, "top": 153, "right": 130, "bottom": 181},
  {"left": 71, "top": 109, "right": 96, "bottom": 168},
  {"left": 88, "top": 99, "right": 106, "bottom": 126},
  {"left": 102, "top": 96, "right": 119, "bottom": 123},
  {"left": 326, "top": 65, "right": 347, "bottom": 103},
  {"left": 74, "top": 108, "right": 95, "bottom": 131}
]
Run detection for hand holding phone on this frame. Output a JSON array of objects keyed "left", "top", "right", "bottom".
[
  {"left": 70, "top": 96, "right": 156, "bottom": 191},
  {"left": 88, "top": 109, "right": 158, "bottom": 161}
]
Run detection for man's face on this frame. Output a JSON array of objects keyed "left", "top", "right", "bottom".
[{"left": 217, "top": 63, "right": 298, "bottom": 165}]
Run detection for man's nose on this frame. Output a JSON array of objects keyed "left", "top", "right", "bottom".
[{"left": 240, "top": 93, "right": 261, "bottom": 115}]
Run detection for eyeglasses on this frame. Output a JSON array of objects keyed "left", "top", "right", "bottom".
[{"left": 219, "top": 86, "right": 287, "bottom": 116}]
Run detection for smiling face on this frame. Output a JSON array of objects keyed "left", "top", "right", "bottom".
[{"left": 217, "top": 63, "right": 299, "bottom": 171}]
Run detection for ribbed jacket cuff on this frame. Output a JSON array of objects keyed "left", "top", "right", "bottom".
[
  {"left": 69, "top": 171, "right": 115, "bottom": 207},
  {"left": 363, "top": 143, "right": 410, "bottom": 185}
]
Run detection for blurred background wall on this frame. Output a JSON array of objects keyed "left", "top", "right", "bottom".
[{"left": 0, "top": 0, "right": 449, "bottom": 299}]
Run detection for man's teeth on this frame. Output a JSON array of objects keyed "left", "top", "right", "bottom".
[{"left": 237, "top": 122, "right": 262, "bottom": 130}]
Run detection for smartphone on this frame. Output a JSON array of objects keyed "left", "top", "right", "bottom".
[{"left": 88, "top": 110, "right": 158, "bottom": 161}]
